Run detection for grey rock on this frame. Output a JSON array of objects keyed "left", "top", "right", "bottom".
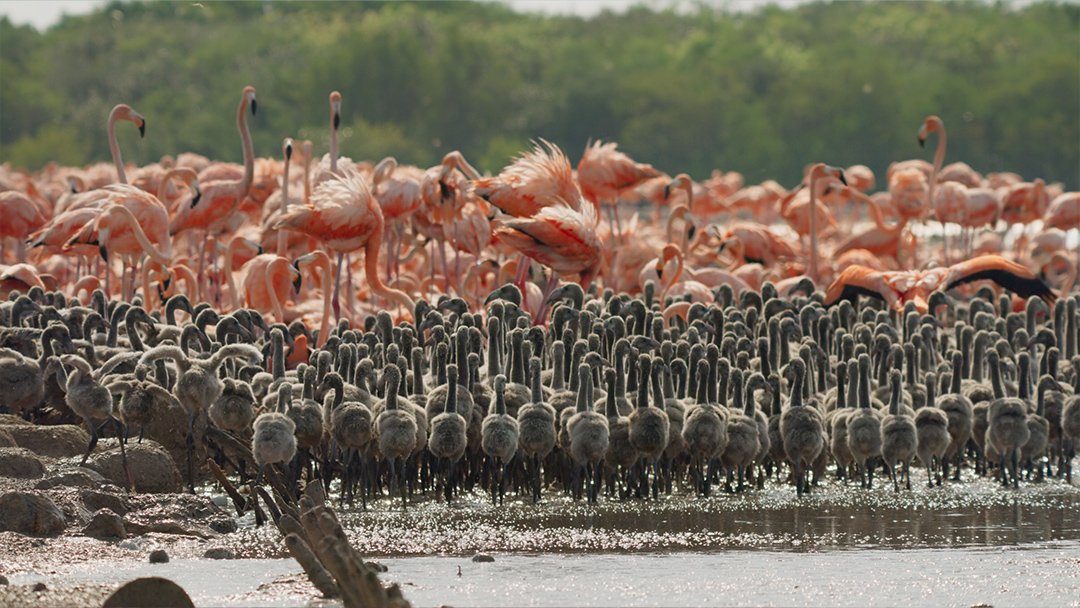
[
  {"left": 0, "top": 426, "right": 15, "bottom": 448},
  {"left": 208, "top": 517, "right": 237, "bottom": 534},
  {"left": 81, "top": 489, "right": 129, "bottom": 516},
  {"left": 32, "top": 582, "right": 46, "bottom": 592},
  {"left": 149, "top": 549, "right": 170, "bottom": 564},
  {"left": 0, "top": 447, "right": 46, "bottom": 479},
  {"left": 202, "top": 547, "right": 235, "bottom": 560},
  {"left": 471, "top": 553, "right": 495, "bottom": 563},
  {"left": 0, "top": 574, "right": 8, "bottom": 585},
  {"left": 103, "top": 577, "right": 194, "bottom": 608},
  {"left": 34, "top": 467, "right": 108, "bottom": 490},
  {"left": 6, "top": 424, "right": 89, "bottom": 458},
  {"left": 0, "top": 491, "right": 66, "bottom": 537},
  {"left": 84, "top": 441, "right": 182, "bottom": 494},
  {"left": 83, "top": 508, "right": 127, "bottom": 539}
]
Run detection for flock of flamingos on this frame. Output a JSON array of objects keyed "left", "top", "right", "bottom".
[{"left": 0, "top": 85, "right": 1078, "bottom": 510}]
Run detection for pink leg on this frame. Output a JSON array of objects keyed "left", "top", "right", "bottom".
[
  {"left": 332, "top": 252, "right": 345, "bottom": 322},
  {"left": 534, "top": 271, "right": 561, "bottom": 326}
]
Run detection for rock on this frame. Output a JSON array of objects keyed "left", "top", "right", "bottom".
[
  {"left": 208, "top": 517, "right": 237, "bottom": 534},
  {"left": 149, "top": 549, "right": 170, "bottom": 564},
  {"left": 34, "top": 467, "right": 108, "bottom": 490},
  {"left": 0, "top": 574, "right": 8, "bottom": 585},
  {"left": 0, "top": 426, "right": 16, "bottom": 447},
  {"left": 0, "top": 447, "right": 46, "bottom": 479},
  {"left": 0, "top": 414, "right": 31, "bottom": 426},
  {"left": 210, "top": 495, "right": 229, "bottom": 508},
  {"left": 32, "top": 582, "right": 47, "bottom": 592},
  {"left": 103, "top": 577, "right": 194, "bottom": 608},
  {"left": 83, "top": 508, "right": 127, "bottom": 539},
  {"left": 471, "top": 553, "right": 495, "bottom": 563},
  {"left": 7, "top": 424, "right": 89, "bottom": 458},
  {"left": 84, "top": 441, "right": 182, "bottom": 494},
  {"left": 203, "top": 547, "right": 235, "bottom": 560},
  {"left": 0, "top": 491, "right": 66, "bottom": 536},
  {"left": 367, "top": 560, "right": 389, "bottom": 572},
  {"left": 81, "top": 489, "right": 129, "bottom": 516},
  {"left": 140, "top": 401, "right": 191, "bottom": 470}
]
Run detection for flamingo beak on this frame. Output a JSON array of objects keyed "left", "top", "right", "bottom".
[
  {"left": 917, "top": 136, "right": 926, "bottom": 148},
  {"left": 663, "top": 184, "right": 672, "bottom": 200},
  {"left": 292, "top": 272, "right": 302, "bottom": 295},
  {"left": 838, "top": 170, "right": 848, "bottom": 186},
  {"left": 256, "top": 243, "right": 264, "bottom": 255},
  {"left": 138, "top": 121, "right": 146, "bottom": 138},
  {"left": 251, "top": 98, "right": 257, "bottom": 116},
  {"left": 285, "top": 144, "right": 292, "bottom": 161},
  {"left": 191, "top": 185, "right": 201, "bottom": 208},
  {"left": 99, "top": 245, "right": 109, "bottom": 263},
  {"left": 332, "top": 111, "right": 340, "bottom": 130}
]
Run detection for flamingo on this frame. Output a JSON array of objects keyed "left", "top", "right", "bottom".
[
  {"left": 169, "top": 85, "right": 257, "bottom": 303},
  {"left": 0, "top": 190, "right": 49, "bottom": 263},
  {"left": 106, "top": 104, "right": 147, "bottom": 185},
  {"left": 801, "top": 163, "right": 846, "bottom": 283},
  {"left": 577, "top": 140, "right": 663, "bottom": 232},
  {"left": 272, "top": 165, "right": 414, "bottom": 322}
]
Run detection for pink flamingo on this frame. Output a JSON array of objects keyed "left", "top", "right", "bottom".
[
  {"left": 273, "top": 166, "right": 414, "bottom": 321},
  {"left": 577, "top": 140, "right": 662, "bottom": 232}
]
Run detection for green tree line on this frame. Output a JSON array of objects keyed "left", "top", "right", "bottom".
[{"left": 2, "top": 0, "right": 1077, "bottom": 189}]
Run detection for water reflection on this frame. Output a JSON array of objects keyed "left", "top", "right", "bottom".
[{"left": 328, "top": 480, "right": 1080, "bottom": 556}]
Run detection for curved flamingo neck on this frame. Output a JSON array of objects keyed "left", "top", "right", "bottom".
[
  {"left": 108, "top": 106, "right": 128, "bottom": 185},
  {"left": 329, "top": 101, "right": 339, "bottom": 173},
  {"left": 101, "top": 204, "right": 170, "bottom": 267},
  {"left": 303, "top": 141, "right": 313, "bottom": 207},
  {"left": 265, "top": 256, "right": 290, "bottom": 323},
  {"left": 362, "top": 206, "right": 414, "bottom": 319},
  {"left": 313, "top": 255, "right": 332, "bottom": 348},
  {"left": 850, "top": 188, "right": 904, "bottom": 234},
  {"left": 170, "top": 264, "right": 197, "bottom": 303},
  {"left": 156, "top": 168, "right": 196, "bottom": 206},
  {"left": 452, "top": 154, "right": 481, "bottom": 181}
]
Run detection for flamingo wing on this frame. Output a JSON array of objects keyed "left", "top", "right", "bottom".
[
  {"left": 823, "top": 265, "right": 894, "bottom": 308},
  {"left": 943, "top": 255, "right": 1056, "bottom": 304}
]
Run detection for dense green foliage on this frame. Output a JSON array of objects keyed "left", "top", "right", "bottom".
[{"left": 2, "top": 1, "right": 1077, "bottom": 188}]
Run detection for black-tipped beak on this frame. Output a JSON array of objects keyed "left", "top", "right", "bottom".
[
  {"left": 717, "top": 241, "right": 727, "bottom": 254},
  {"left": 439, "top": 179, "right": 452, "bottom": 202},
  {"left": 333, "top": 112, "right": 340, "bottom": 130},
  {"left": 663, "top": 184, "right": 672, "bottom": 200},
  {"left": 838, "top": 171, "right": 848, "bottom": 186},
  {"left": 256, "top": 244, "right": 264, "bottom": 255},
  {"left": 138, "top": 122, "right": 146, "bottom": 138},
  {"left": 99, "top": 245, "right": 109, "bottom": 263},
  {"left": 251, "top": 98, "right": 257, "bottom": 116},
  {"left": 162, "top": 276, "right": 172, "bottom": 291},
  {"left": 687, "top": 224, "right": 696, "bottom": 240},
  {"left": 918, "top": 136, "right": 925, "bottom": 148},
  {"left": 191, "top": 186, "right": 201, "bottom": 208},
  {"left": 285, "top": 145, "right": 292, "bottom": 161},
  {"left": 157, "top": 284, "right": 167, "bottom": 302},
  {"left": 293, "top": 273, "right": 302, "bottom": 294},
  {"left": 654, "top": 263, "right": 664, "bottom": 279}
]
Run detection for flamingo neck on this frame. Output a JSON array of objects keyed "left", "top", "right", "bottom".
[
  {"left": 108, "top": 108, "right": 127, "bottom": 185},
  {"left": 237, "top": 96, "right": 255, "bottom": 201},
  {"left": 265, "top": 256, "right": 288, "bottom": 323},
  {"left": 854, "top": 189, "right": 904, "bottom": 234},
  {"left": 171, "top": 264, "right": 197, "bottom": 302},
  {"left": 102, "top": 205, "right": 171, "bottom": 267},
  {"left": 929, "top": 121, "right": 947, "bottom": 206},
  {"left": 809, "top": 171, "right": 820, "bottom": 281},
  {"left": 225, "top": 240, "right": 242, "bottom": 311},
  {"left": 454, "top": 155, "right": 481, "bottom": 181},
  {"left": 363, "top": 209, "right": 414, "bottom": 319},
  {"left": 277, "top": 154, "right": 291, "bottom": 257},
  {"left": 330, "top": 116, "right": 338, "bottom": 174},
  {"left": 303, "top": 148, "right": 313, "bottom": 207}
]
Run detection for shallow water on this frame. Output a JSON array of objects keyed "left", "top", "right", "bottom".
[{"left": 11, "top": 544, "right": 1080, "bottom": 607}]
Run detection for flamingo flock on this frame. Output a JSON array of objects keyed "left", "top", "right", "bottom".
[{"left": 1, "top": 88, "right": 1078, "bottom": 510}]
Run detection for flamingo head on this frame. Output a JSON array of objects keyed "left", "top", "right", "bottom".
[
  {"left": 917, "top": 115, "right": 943, "bottom": 147},
  {"left": 243, "top": 85, "right": 257, "bottom": 116},
  {"left": 329, "top": 91, "right": 342, "bottom": 129},
  {"left": 283, "top": 138, "right": 294, "bottom": 162},
  {"left": 663, "top": 174, "right": 692, "bottom": 202},
  {"left": 809, "top": 163, "right": 847, "bottom": 186},
  {"left": 113, "top": 104, "right": 147, "bottom": 137}
]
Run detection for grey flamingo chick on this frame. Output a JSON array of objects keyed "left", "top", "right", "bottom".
[
  {"left": 481, "top": 374, "right": 519, "bottom": 506},
  {"left": 881, "top": 369, "right": 917, "bottom": 492}
]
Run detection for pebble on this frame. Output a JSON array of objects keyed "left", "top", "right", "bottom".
[
  {"left": 366, "top": 561, "right": 388, "bottom": 572},
  {"left": 32, "top": 583, "right": 46, "bottom": 592},
  {"left": 82, "top": 508, "right": 127, "bottom": 540},
  {"left": 149, "top": 549, "right": 170, "bottom": 564},
  {"left": 203, "top": 547, "right": 235, "bottom": 560},
  {"left": 471, "top": 553, "right": 495, "bottom": 563},
  {"left": 0, "top": 574, "right": 8, "bottom": 585},
  {"left": 210, "top": 495, "right": 229, "bottom": 508}
]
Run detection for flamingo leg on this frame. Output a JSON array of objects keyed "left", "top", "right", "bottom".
[{"left": 332, "top": 252, "right": 345, "bottom": 322}]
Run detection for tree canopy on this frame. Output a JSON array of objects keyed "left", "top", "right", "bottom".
[{"left": 2, "top": 1, "right": 1077, "bottom": 188}]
